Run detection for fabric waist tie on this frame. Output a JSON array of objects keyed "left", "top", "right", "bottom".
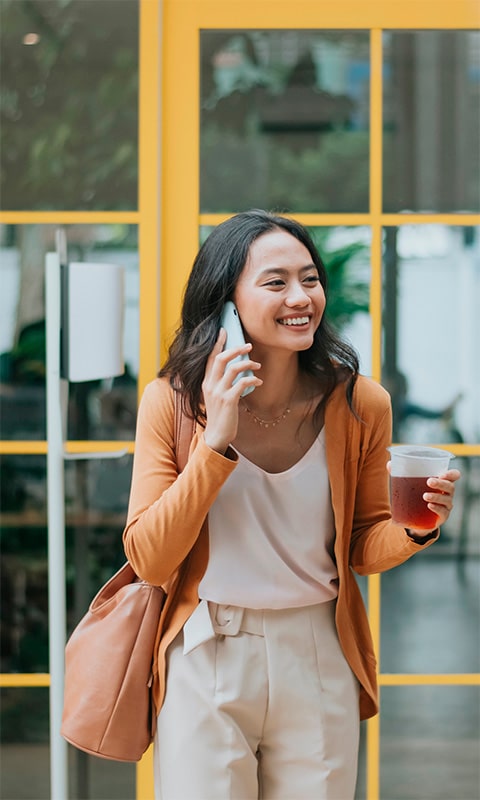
[
  {"left": 181, "top": 598, "right": 335, "bottom": 655},
  {"left": 210, "top": 603, "right": 265, "bottom": 637}
]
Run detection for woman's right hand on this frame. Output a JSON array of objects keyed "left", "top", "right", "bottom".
[{"left": 202, "top": 329, "right": 262, "bottom": 454}]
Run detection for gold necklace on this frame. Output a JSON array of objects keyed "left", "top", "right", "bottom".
[{"left": 241, "top": 398, "right": 292, "bottom": 429}]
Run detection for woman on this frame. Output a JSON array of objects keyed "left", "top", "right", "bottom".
[{"left": 123, "top": 210, "right": 460, "bottom": 800}]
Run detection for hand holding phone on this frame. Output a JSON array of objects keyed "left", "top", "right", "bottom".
[{"left": 220, "top": 301, "right": 255, "bottom": 397}]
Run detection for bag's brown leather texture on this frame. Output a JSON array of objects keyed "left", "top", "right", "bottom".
[
  {"left": 61, "top": 563, "right": 165, "bottom": 761},
  {"left": 61, "top": 388, "right": 195, "bottom": 761}
]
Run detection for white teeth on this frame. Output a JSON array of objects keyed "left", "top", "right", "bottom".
[{"left": 279, "top": 317, "right": 309, "bottom": 326}]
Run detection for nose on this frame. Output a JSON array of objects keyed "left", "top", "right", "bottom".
[{"left": 285, "top": 281, "right": 310, "bottom": 307}]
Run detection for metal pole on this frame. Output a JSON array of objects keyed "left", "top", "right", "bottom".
[{"left": 46, "top": 251, "right": 69, "bottom": 799}]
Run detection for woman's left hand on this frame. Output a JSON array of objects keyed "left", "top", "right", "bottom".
[{"left": 420, "top": 468, "right": 461, "bottom": 529}]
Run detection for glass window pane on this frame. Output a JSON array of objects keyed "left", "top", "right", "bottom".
[
  {"left": 1, "top": 456, "right": 48, "bottom": 672},
  {"left": 381, "top": 548, "right": 480, "bottom": 673},
  {"left": 383, "top": 31, "right": 480, "bottom": 213},
  {"left": 354, "top": 721, "right": 367, "bottom": 800},
  {"left": 0, "top": 689, "right": 135, "bottom": 799},
  {"left": 381, "top": 226, "right": 480, "bottom": 446},
  {"left": 313, "top": 226, "right": 372, "bottom": 376},
  {"left": 0, "top": 0, "right": 138, "bottom": 211},
  {"left": 201, "top": 31, "right": 370, "bottom": 213},
  {"left": 380, "top": 687, "right": 480, "bottom": 800},
  {"left": 1, "top": 688, "right": 50, "bottom": 800},
  {"left": 0, "top": 224, "right": 139, "bottom": 440},
  {"left": 1, "top": 688, "right": 49, "bottom": 745},
  {"left": 65, "top": 455, "right": 133, "bottom": 631},
  {"left": 0, "top": 455, "right": 131, "bottom": 672}
]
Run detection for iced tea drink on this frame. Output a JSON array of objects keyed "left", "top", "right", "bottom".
[
  {"left": 390, "top": 476, "right": 441, "bottom": 530},
  {"left": 388, "top": 446, "right": 454, "bottom": 530}
]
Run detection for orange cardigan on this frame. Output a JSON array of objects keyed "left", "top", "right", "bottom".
[{"left": 123, "top": 376, "right": 438, "bottom": 721}]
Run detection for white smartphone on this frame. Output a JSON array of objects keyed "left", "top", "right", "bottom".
[{"left": 220, "top": 301, "right": 255, "bottom": 397}]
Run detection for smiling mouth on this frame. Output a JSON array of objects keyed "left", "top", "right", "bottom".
[{"left": 278, "top": 316, "right": 310, "bottom": 326}]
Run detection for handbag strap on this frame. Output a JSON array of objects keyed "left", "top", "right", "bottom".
[{"left": 173, "top": 389, "right": 196, "bottom": 473}]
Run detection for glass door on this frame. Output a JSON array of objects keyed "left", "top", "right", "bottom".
[{"left": 157, "top": 2, "right": 480, "bottom": 800}]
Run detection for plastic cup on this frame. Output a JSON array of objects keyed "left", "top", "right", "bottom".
[{"left": 387, "top": 445, "right": 454, "bottom": 530}]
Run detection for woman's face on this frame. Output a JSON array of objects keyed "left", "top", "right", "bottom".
[{"left": 233, "top": 229, "right": 326, "bottom": 357}]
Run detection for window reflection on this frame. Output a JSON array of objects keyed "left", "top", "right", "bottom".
[
  {"left": 0, "top": 690, "right": 135, "bottom": 800},
  {"left": 381, "top": 553, "right": 480, "bottom": 672},
  {"left": 381, "top": 225, "right": 480, "bottom": 560},
  {"left": 1, "top": 688, "right": 50, "bottom": 747},
  {"left": 0, "top": 455, "right": 131, "bottom": 673},
  {"left": 380, "top": 687, "right": 480, "bottom": 800},
  {"left": 0, "top": 455, "right": 48, "bottom": 673},
  {"left": 201, "top": 31, "right": 370, "bottom": 213},
  {"left": 0, "top": 0, "right": 138, "bottom": 211},
  {"left": 383, "top": 31, "right": 480, "bottom": 213},
  {"left": 0, "top": 224, "right": 139, "bottom": 440},
  {"left": 382, "top": 226, "right": 479, "bottom": 446}
]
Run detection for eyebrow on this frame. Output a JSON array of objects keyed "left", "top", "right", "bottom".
[{"left": 258, "top": 264, "right": 317, "bottom": 277}]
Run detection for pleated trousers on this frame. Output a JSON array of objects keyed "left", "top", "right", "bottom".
[{"left": 154, "top": 599, "right": 360, "bottom": 800}]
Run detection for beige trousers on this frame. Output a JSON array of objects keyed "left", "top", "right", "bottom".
[{"left": 154, "top": 599, "right": 360, "bottom": 800}]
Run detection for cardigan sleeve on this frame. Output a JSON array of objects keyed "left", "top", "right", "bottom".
[
  {"left": 123, "top": 379, "right": 238, "bottom": 585},
  {"left": 349, "top": 382, "right": 439, "bottom": 575}
]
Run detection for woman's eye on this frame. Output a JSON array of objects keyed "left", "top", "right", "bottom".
[{"left": 263, "top": 274, "right": 319, "bottom": 288}]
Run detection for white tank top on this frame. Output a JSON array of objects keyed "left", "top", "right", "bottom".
[{"left": 198, "top": 428, "right": 338, "bottom": 610}]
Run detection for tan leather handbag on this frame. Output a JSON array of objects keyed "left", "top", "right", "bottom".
[{"left": 61, "top": 389, "right": 195, "bottom": 761}]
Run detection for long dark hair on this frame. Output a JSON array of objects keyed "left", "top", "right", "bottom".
[{"left": 159, "top": 209, "right": 359, "bottom": 422}]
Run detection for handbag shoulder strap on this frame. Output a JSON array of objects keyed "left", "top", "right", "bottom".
[{"left": 173, "top": 388, "right": 196, "bottom": 473}]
